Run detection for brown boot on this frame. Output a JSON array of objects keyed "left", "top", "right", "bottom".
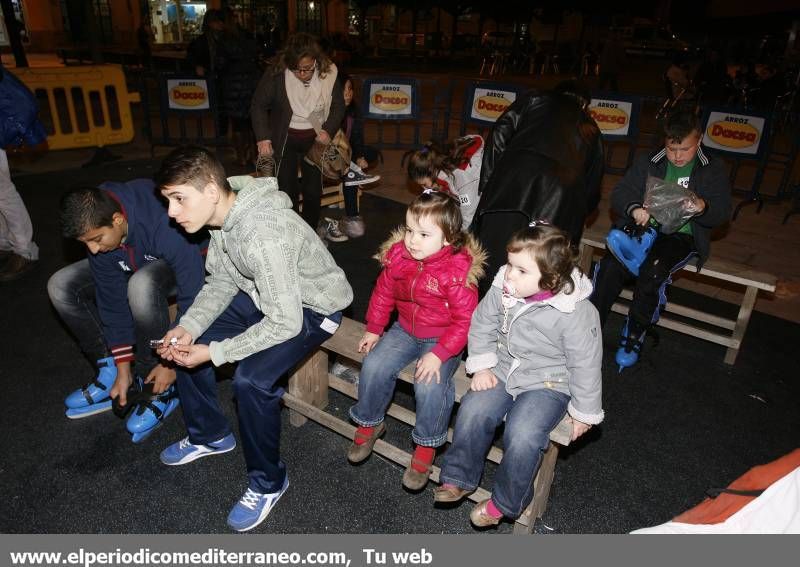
[
  {"left": 402, "top": 456, "right": 433, "bottom": 491},
  {"left": 0, "top": 253, "right": 38, "bottom": 282},
  {"left": 433, "top": 484, "right": 473, "bottom": 503},
  {"left": 347, "top": 422, "right": 386, "bottom": 463}
]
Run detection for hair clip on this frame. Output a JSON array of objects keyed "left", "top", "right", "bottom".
[
  {"left": 422, "top": 187, "right": 437, "bottom": 195},
  {"left": 419, "top": 147, "right": 430, "bottom": 155},
  {"left": 529, "top": 219, "right": 551, "bottom": 228}
]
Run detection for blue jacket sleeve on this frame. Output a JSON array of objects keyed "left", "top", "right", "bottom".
[{"left": 88, "top": 252, "right": 136, "bottom": 348}]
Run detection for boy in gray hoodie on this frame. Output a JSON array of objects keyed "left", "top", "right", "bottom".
[
  {"left": 435, "top": 224, "right": 603, "bottom": 528},
  {"left": 153, "top": 146, "right": 353, "bottom": 532}
]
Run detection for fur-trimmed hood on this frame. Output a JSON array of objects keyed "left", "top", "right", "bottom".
[{"left": 374, "top": 227, "right": 487, "bottom": 288}]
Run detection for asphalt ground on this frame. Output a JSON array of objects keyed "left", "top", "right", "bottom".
[{"left": 1, "top": 158, "right": 798, "bottom": 534}]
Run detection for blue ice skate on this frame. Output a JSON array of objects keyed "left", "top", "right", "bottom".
[
  {"left": 126, "top": 384, "right": 180, "bottom": 443},
  {"left": 606, "top": 226, "right": 657, "bottom": 276},
  {"left": 64, "top": 356, "right": 117, "bottom": 419},
  {"left": 615, "top": 318, "right": 648, "bottom": 373}
]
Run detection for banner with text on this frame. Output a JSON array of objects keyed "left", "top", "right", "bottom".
[
  {"left": 588, "top": 93, "right": 641, "bottom": 140},
  {"left": 362, "top": 78, "right": 418, "bottom": 119},
  {"left": 165, "top": 78, "right": 210, "bottom": 111},
  {"left": 700, "top": 109, "right": 769, "bottom": 159}
]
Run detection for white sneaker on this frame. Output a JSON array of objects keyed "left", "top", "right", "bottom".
[{"left": 321, "top": 218, "right": 348, "bottom": 242}]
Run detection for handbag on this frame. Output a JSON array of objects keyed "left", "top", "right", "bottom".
[{"left": 304, "top": 129, "right": 352, "bottom": 180}]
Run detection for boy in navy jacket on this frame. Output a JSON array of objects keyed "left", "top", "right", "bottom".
[{"left": 48, "top": 179, "right": 206, "bottom": 440}]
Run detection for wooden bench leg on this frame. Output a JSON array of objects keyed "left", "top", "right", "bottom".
[
  {"left": 578, "top": 241, "right": 593, "bottom": 275},
  {"left": 287, "top": 350, "right": 329, "bottom": 427},
  {"left": 513, "top": 441, "right": 560, "bottom": 535},
  {"left": 725, "top": 285, "right": 758, "bottom": 365}
]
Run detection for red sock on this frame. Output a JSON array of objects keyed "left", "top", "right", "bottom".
[
  {"left": 412, "top": 445, "right": 436, "bottom": 473},
  {"left": 354, "top": 426, "right": 374, "bottom": 446},
  {"left": 486, "top": 499, "right": 504, "bottom": 519}
]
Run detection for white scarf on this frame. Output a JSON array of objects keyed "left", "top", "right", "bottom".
[{"left": 285, "top": 63, "right": 338, "bottom": 133}]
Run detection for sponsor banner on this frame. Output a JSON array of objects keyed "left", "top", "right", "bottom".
[
  {"left": 367, "top": 82, "right": 413, "bottom": 116},
  {"left": 702, "top": 111, "right": 766, "bottom": 156},
  {"left": 470, "top": 88, "right": 516, "bottom": 122},
  {"left": 167, "top": 79, "right": 210, "bottom": 110},
  {"left": 589, "top": 98, "right": 633, "bottom": 137}
]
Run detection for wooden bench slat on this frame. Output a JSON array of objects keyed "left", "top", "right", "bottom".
[
  {"left": 581, "top": 229, "right": 777, "bottom": 291},
  {"left": 579, "top": 228, "right": 777, "bottom": 365}
]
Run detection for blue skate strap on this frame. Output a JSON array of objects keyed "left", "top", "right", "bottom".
[
  {"left": 112, "top": 381, "right": 171, "bottom": 419},
  {"left": 81, "top": 378, "right": 109, "bottom": 406}
]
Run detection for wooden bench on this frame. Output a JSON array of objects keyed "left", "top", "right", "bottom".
[
  {"left": 578, "top": 226, "right": 777, "bottom": 364},
  {"left": 283, "top": 317, "right": 572, "bottom": 534}
]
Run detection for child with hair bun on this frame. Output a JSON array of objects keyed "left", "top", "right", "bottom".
[{"left": 405, "top": 136, "right": 484, "bottom": 230}]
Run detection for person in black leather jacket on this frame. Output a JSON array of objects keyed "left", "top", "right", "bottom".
[{"left": 470, "top": 81, "right": 605, "bottom": 296}]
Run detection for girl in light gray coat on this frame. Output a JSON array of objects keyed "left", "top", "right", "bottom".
[{"left": 435, "top": 223, "right": 604, "bottom": 528}]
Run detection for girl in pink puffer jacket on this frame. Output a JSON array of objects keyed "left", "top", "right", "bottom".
[{"left": 347, "top": 191, "right": 486, "bottom": 491}]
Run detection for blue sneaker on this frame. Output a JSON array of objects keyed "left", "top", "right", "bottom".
[
  {"left": 64, "top": 356, "right": 117, "bottom": 419},
  {"left": 160, "top": 433, "right": 236, "bottom": 466},
  {"left": 226, "top": 476, "right": 290, "bottom": 532},
  {"left": 126, "top": 384, "right": 181, "bottom": 444}
]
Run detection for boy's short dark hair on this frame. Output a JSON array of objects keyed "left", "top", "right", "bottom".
[
  {"left": 154, "top": 145, "right": 231, "bottom": 194},
  {"left": 664, "top": 110, "right": 701, "bottom": 144},
  {"left": 59, "top": 186, "right": 121, "bottom": 239}
]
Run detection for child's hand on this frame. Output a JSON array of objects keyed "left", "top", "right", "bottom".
[
  {"left": 358, "top": 332, "right": 380, "bottom": 354},
  {"left": 470, "top": 370, "right": 497, "bottom": 391},
  {"left": 415, "top": 352, "right": 442, "bottom": 384},
  {"left": 569, "top": 417, "right": 592, "bottom": 441},
  {"left": 683, "top": 194, "right": 706, "bottom": 215},
  {"left": 632, "top": 207, "right": 650, "bottom": 226},
  {"left": 356, "top": 157, "right": 369, "bottom": 170},
  {"left": 144, "top": 363, "right": 176, "bottom": 394}
]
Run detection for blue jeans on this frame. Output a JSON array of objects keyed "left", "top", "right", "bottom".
[
  {"left": 349, "top": 322, "right": 460, "bottom": 447},
  {"left": 47, "top": 258, "right": 176, "bottom": 377},
  {"left": 440, "top": 382, "right": 569, "bottom": 518},
  {"left": 176, "top": 291, "right": 341, "bottom": 493}
]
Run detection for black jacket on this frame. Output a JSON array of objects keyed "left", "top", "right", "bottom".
[
  {"left": 472, "top": 89, "right": 605, "bottom": 244},
  {"left": 250, "top": 68, "right": 345, "bottom": 170},
  {"left": 611, "top": 146, "right": 731, "bottom": 266}
]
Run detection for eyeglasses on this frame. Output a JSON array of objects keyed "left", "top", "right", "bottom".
[{"left": 291, "top": 62, "right": 316, "bottom": 74}]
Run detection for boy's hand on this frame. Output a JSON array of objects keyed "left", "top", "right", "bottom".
[
  {"left": 157, "top": 326, "right": 193, "bottom": 361},
  {"left": 631, "top": 207, "right": 651, "bottom": 226},
  {"left": 569, "top": 417, "right": 592, "bottom": 441},
  {"left": 170, "top": 344, "right": 211, "bottom": 369},
  {"left": 684, "top": 194, "right": 706, "bottom": 215},
  {"left": 110, "top": 363, "right": 133, "bottom": 406},
  {"left": 415, "top": 352, "right": 442, "bottom": 384},
  {"left": 358, "top": 332, "right": 380, "bottom": 354},
  {"left": 144, "top": 363, "right": 177, "bottom": 394},
  {"left": 470, "top": 370, "right": 498, "bottom": 391}
]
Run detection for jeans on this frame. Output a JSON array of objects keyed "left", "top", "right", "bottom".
[
  {"left": 349, "top": 322, "right": 460, "bottom": 447},
  {"left": 47, "top": 258, "right": 176, "bottom": 377},
  {"left": 439, "top": 382, "right": 569, "bottom": 519},
  {"left": 591, "top": 231, "right": 696, "bottom": 327},
  {"left": 176, "top": 291, "right": 341, "bottom": 493}
]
